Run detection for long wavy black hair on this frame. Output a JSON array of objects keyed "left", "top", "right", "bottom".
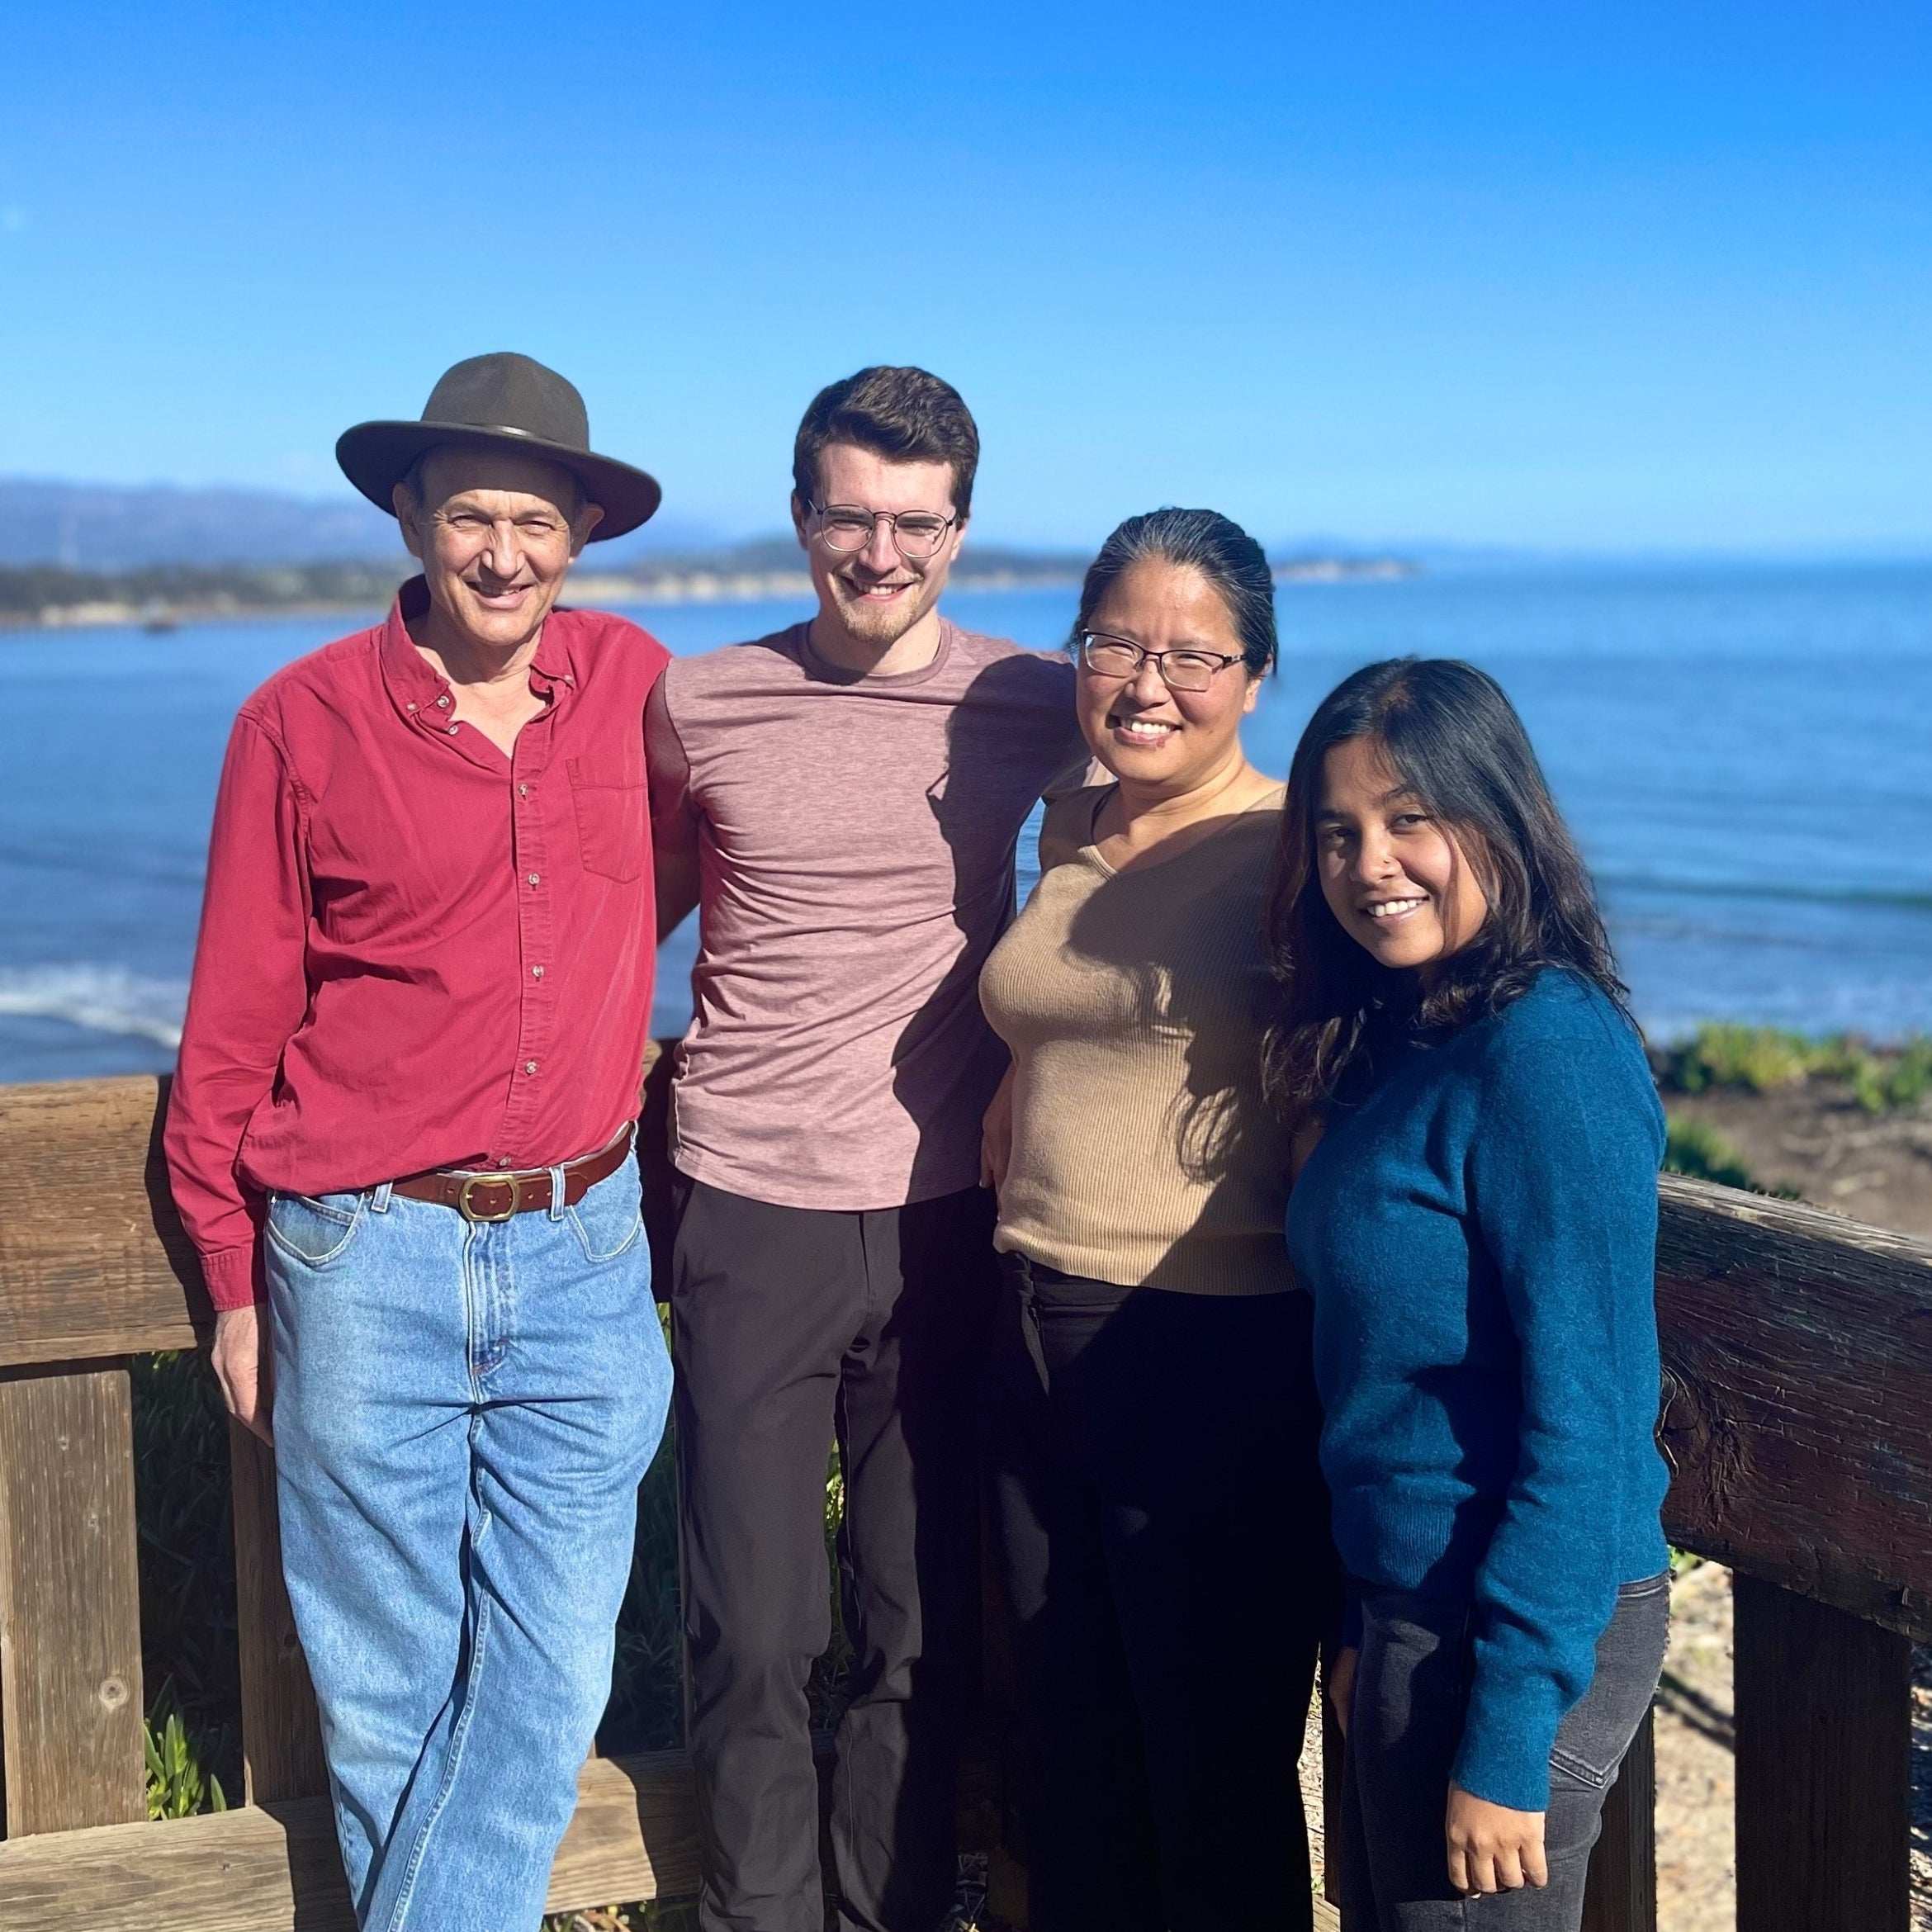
[{"left": 1262, "top": 656, "right": 1629, "bottom": 1113}]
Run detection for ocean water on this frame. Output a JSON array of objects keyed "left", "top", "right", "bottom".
[{"left": 1, "top": 562, "right": 1928, "bottom": 1084}]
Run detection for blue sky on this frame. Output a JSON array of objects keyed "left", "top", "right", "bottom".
[{"left": 1, "top": 2, "right": 1927, "bottom": 552}]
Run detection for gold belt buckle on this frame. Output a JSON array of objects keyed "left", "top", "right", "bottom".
[{"left": 457, "top": 1174, "right": 520, "bottom": 1224}]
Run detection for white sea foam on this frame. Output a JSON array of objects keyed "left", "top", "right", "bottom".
[{"left": 0, "top": 965, "right": 187, "bottom": 1049}]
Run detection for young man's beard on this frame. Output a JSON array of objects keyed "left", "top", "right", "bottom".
[{"left": 832, "top": 570, "right": 936, "bottom": 645}]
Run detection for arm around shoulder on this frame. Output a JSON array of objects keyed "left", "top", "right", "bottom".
[{"left": 646, "top": 675, "right": 702, "bottom": 940}]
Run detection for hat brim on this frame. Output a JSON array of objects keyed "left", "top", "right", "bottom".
[{"left": 335, "top": 420, "right": 661, "bottom": 542}]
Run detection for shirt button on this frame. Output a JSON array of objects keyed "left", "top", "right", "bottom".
[
  {"left": 531, "top": 964, "right": 545, "bottom": 978},
  {"left": 496, "top": 1156, "right": 513, "bottom": 1167},
  {"left": 407, "top": 702, "right": 418, "bottom": 713},
  {"left": 518, "top": 784, "right": 529, "bottom": 798},
  {"left": 528, "top": 873, "right": 541, "bottom": 887},
  {"left": 436, "top": 695, "right": 450, "bottom": 708},
  {"left": 524, "top": 1060, "right": 538, "bottom": 1075},
  {"left": 447, "top": 726, "right": 459, "bottom": 735}
]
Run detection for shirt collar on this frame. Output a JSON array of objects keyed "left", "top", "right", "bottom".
[{"left": 379, "top": 577, "right": 579, "bottom": 722}]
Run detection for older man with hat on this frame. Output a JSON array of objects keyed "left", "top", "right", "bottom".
[{"left": 166, "top": 353, "right": 672, "bottom": 1931}]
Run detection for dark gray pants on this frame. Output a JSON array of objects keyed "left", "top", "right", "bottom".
[
  {"left": 1339, "top": 1574, "right": 1670, "bottom": 1930},
  {"left": 670, "top": 1177, "right": 998, "bottom": 1932}
]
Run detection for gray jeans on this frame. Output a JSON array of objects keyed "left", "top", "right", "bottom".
[{"left": 1338, "top": 1574, "right": 1670, "bottom": 1930}]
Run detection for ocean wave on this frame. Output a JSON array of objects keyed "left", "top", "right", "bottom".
[{"left": 0, "top": 965, "right": 187, "bottom": 1049}]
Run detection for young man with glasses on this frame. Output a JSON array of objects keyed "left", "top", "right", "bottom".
[{"left": 647, "top": 366, "right": 1084, "bottom": 1932}]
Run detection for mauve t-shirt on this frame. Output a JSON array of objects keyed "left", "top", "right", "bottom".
[{"left": 646, "top": 619, "right": 1083, "bottom": 1210}]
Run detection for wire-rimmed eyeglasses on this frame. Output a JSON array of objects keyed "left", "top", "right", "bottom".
[
  {"left": 807, "top": 500, "right": 959, "bottom": 561},
  {"left": 1077, "top": 630, "right": 1248, "bottom": 694}
]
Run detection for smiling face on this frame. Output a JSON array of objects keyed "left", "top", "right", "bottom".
[
  {"left": 394, "top": 446, "right": 602, "bottom": 656},
  {"left": 1076, "top": 558, "right": 1261, "bottom": 793},
  {"left": 792, "top": 442, "right": 964, "bottom": 656},
  {"left": 1315, "top": 735, "right": 1492, "bottom": 978}
]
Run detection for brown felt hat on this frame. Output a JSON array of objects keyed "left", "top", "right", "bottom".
[{"left": 335, "top": 353, "right": 661, "bottom": 541}]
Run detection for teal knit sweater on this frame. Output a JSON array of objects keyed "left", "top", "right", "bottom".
[{"left": 1286, "top": 968, "right": 1670, "bottom": 1811}]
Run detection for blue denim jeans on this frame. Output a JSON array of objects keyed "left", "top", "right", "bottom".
[{"left": 265, "top": 1159, "right": 671, "bottom": 1932}]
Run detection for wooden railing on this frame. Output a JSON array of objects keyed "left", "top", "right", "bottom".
[{"left": 0, "top": 1072, "right": 1925, "bottom": 1930}]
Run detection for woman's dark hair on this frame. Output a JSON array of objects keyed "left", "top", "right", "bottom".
[
  {"left": 793, "top": 365, "right": 979, "bottom": 518},
  {"left": 1262, "top": 656, "right": 1628, "bottom": 1112},
  {"left": 1073, "top": 507, "right": 1277, "bottom": 674}
]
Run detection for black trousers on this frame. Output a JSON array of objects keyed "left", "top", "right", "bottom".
[
  {"left": 670, "top": 1177, "right": 998, "bottom": 1932},
  {"left": 986, "top": 1254, "right": 1338, "bottom": 1932}
]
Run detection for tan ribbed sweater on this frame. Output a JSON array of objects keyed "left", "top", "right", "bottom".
[{"left": 978, "top": 783, "right": 1295, "bottom": 1295}]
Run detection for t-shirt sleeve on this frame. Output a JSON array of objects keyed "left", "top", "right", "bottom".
[
  {"left": 645, "top": 672, "right": 698, "bottom": 849},
  {"left": 1452, "top": 1003, "right": 1665, "bottom": 1811}
]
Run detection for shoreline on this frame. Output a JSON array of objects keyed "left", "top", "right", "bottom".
[{"left": 0, "top": 557, "right": 1418, "bottom": 635}]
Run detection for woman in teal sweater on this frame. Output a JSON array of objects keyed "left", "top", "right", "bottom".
[{"left": 1270, "top": 658, "right": 1670, "bottom": 1929}]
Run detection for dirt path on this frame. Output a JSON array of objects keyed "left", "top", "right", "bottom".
[{"left": 1667, "top": 1082, "right": 1932, "bottom": 1242}]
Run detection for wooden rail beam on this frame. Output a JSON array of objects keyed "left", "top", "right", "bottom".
[
  {"left": 1655, "top": 1173, "right": 1932, "bottom": 1641},
  {"left": 0, "top": 1079, "right": 202, "bottom": 1366},
  {"left": 0, "top": 1738, "right": 1002, "bottom": 1930}
]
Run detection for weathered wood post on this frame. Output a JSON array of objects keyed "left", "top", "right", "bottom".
[
  {"left": 1581, "top": 1709, "right": 1655, "bottom": 1932},
  {"left": 0, "top": 1360, "right": 147, "bottom": 1837},
  {"left": 1733, "top": 1579, "right": 1911, "bottom": 1932}
]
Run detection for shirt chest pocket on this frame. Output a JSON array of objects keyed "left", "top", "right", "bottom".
[{"left": 568, "top": 758, "right": 647, "bottom": 883}]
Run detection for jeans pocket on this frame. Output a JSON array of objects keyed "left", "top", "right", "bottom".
[
  {"left": 1549, "top": 1574, "right": 1671, "bottom": 1790},
  {"left": 568, "top": 760, "right": 647, "bottom": 883},
  {"left": 566, "top": 1166, "right": 644, "bottom": 1265},
  {"left": 265, "top": 1191, "right": 365, "bottom": 1268}
]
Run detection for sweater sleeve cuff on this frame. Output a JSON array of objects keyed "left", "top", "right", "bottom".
[
  {"left": 199, "top": 1242, "right": 266, "bottom": 1313},
  {"left": 1451, "top": 1669, "right": 1565, "bottom": 1814}
]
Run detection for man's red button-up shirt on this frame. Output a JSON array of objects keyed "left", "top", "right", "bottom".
[{"left": 164, "top": 580, "right": 670, "bottom": 1310}]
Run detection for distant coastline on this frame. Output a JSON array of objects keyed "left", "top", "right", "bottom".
[{"left": 1, "top": 545, "right": 1418, "bottom": 632}]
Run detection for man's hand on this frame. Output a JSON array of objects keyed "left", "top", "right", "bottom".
[
  {"left": 1446, "top": 1783, "right": 1547, "bottom": 1896},
  {"left": 1327, "top": 1645, "right": 1358, "bottom": 1739},
  {"left": 211, "top": 1305, "right": 275, "bottom": 1445},
  {"left": 980, "top": 1066, "right": 1016, "bottom": 1194}
]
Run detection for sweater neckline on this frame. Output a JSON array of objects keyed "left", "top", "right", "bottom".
[{"left": 1080, "top": 780, "right": 1286, "bottom": 881}]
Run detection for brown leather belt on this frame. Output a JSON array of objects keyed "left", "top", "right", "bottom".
[{"left": 391, "top": 1125, "right": 636, "bottom": 1224}]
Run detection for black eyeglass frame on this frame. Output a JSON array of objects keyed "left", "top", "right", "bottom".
[
  {"left": 1077, "top": 629, "right": 1249, "bottom": 691},
  {"left": 804, "top": 499, "right": 960, "bottom": 559}
]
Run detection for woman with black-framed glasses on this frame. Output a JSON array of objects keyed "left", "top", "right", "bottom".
[{"left": 977, "top": 507, "right": 1337, "bottom": 1931}]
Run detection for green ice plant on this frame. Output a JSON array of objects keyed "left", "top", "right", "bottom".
[
  {"left": 144, "top": 1704, "right": 227, "bottom": 1821},
  {"left": 1658, "top": 1023, "right": 1932, "bottom": 1115}
]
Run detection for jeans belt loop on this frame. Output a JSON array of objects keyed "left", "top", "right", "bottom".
[
  {"left": 370, "top": 1181, "right": 394, "bottom": 1215},
  {"left": 547, "top": 1165, "right": 568, "bottom": 1222}
]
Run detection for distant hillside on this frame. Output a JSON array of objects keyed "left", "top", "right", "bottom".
[
  {"left": 0, "top": 561, "right": 409, "bottom": 629},
  {"left": 0, "top": 476, "right": 727, "bottom": 570},
  {"left": 0, "top": 479, "right": 404, "bottom": 569}
]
